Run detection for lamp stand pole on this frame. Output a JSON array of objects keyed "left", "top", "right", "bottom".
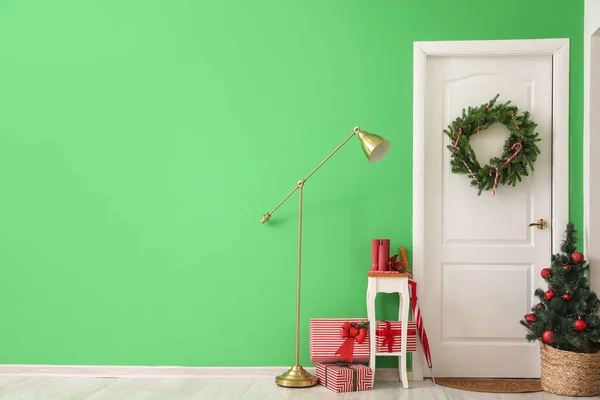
[
  {"left": 261, "top": 128, "right": 360, "bottom": 388},
  {"left": 295, "top": 179, "right": 303, "bottom": 370},
  {"left": 261, "top": 126, "right": 390, "bottom": 388}
]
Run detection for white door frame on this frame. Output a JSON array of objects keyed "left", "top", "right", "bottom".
[
  {"left": 412, "top": 38, "right": 570, "bottom": 376},
  {"left": 584, "top": 0, "right": 600, "bottom": 294}
]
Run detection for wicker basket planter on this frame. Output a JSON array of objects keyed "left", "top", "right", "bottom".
[{"left": 540, "top": 341, "right": 600, "bottom": 396}]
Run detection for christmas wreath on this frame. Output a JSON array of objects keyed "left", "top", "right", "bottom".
[{"left": 445, "top": 94, "right": 541, "bottom": 196}]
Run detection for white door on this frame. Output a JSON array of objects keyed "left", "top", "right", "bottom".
[{"left": 422, "top": 54, "right": 553, "bottom": 378}]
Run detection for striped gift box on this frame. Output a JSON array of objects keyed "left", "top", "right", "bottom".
[
  {"left": 315, "top": 363, "right": 373, "bottom": 392},
  {"left": 375, "top": 320, "right": 418, "bottom": 353},
  {"left": 309, "top": 318, "right": 370, "bottom": 363}
]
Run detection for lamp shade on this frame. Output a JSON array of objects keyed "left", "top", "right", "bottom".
[{"left": 357, "top": 129, "right": 391, "bottom": 163}]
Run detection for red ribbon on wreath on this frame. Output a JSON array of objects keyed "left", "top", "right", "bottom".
[
  {"left": 334, "top": 321, "right": 367, "bottom": 362},
  {"left": 489, "top": 166, "right": 499, "bottom": 196},
  {"left": 504, "top": 142, "right": 522, "bottom": 165},
  {"left": 451, "top": 126, "right": 463, "bottom": 156},
  {"left": 462, "top": 160, "right": 480, "bottom": 184}
]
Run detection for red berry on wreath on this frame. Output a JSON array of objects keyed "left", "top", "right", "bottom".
[
  {"left": 545, "top": 290, "right": 556, "bottom": 300},
  {"left": 525, "top": 313, "right": 537, "bottom": 323},
  {"left": 562, "top": 293, "right": 571, "bottom": 301},
  {"left": 541, "top": 268, "right": 551, "bottom": 279},
  {"left": 575, "top": 319, "right": 587, "bottom": 332},
  {"left": 543, "top": 329, "right": 556, "bottom": 344},
  {"left": 572, "top": 251, "right": 585, "bottom": 263},
  {"left": 563, "top": 265, "right": 571, "bottom": 271}
]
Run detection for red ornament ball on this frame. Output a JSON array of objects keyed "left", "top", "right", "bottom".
[
  {"left": 572, "top": 252, "right": 585, "bottom": 263},
  {"left": 525, "top": 313, "right": 537, "bottom": 323},
  {"left": 563, "top": 265, "right": 571, "bottom": 271},
  {"left": 545, "top": 290, "right": 556, "bottom": 301},
  {"left": 543, "top": 329, "right": 556, "bottom": 344},
  {"left": 536, "top": 303, "right": 544, "bottom": 309},
  {"left": 575, "top": 319, "right": 588, "bottom": 332},
  {"left": 541, "top": 268, "right": 552, "bottom": 279},
  {"left": 562, "top": 293, "right": 572, "bottom": 301}
]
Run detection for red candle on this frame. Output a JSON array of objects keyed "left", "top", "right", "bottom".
[
  {"left": 378, "top": 244, "right": 388, "bottom": 271},
  {"left": 371, "top": 239, "right": 381, "bottom": 271},
  {"left": 381, "top": 239, "right": 390, "bottom": 260}
]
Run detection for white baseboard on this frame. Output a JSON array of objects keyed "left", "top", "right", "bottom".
[{"left": 0, "top": 365, "right": 412, "bottom": 382}]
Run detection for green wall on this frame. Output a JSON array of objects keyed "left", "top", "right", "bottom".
[{"left": 0, "top": 0, "right": 583, "bottom": 367}]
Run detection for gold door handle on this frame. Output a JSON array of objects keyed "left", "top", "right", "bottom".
[{"left": 529, "top": 219, "right": 548, "bottom": 230}]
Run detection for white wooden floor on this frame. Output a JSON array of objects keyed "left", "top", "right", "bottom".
[{"left": 0, "top": 376, "right": 598, "bottom": 400}]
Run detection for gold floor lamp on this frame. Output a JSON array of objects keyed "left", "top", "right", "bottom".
[{"left": 260, "top": 126, "right": 391, "bottom": 388}]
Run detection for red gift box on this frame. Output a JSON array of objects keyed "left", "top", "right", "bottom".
[
  {"left": 315, "top": 363, "right": 373, "bottom": 392},
  {"left": 309, "top": 318, "right": 370, "bottom": 363},
  {"left": 375, "top": 320, "right": 418, "bottom": 353}
]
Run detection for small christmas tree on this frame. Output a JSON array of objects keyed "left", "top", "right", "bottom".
[{"left": 520, "top": 223, "right": 600, "bottom": 353}]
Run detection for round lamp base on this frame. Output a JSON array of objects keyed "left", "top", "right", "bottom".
[{"left": 275, "top": 365, "right": 319, "bottom": 388}]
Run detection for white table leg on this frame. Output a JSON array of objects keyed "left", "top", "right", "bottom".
[
  {"left": 399, "top": 280, "right": 409, "bottom": 389},
  {"left": 367, "top": 279, "right": 377, "bottom": 383}
]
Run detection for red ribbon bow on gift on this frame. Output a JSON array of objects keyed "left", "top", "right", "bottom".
[
  {"left": 334, "top": 321, "right": 367, "bottom": 362},
  {"left": 376, "top": 321, "right": 418, "bottom": 353},
  {"left": 383, "top": 321, "right": 401, "bottom": 353},
  {"left": 381, "top": 321, "right": 399, "bottom": 353}
]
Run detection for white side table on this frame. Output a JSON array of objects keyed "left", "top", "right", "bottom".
[{"left": 366, "top": 273, "right": 411, "bottom": 389}]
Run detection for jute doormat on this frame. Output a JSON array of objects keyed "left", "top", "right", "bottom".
[{"left": 435, "top": 378, "right": 542, "bottom": 393}]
